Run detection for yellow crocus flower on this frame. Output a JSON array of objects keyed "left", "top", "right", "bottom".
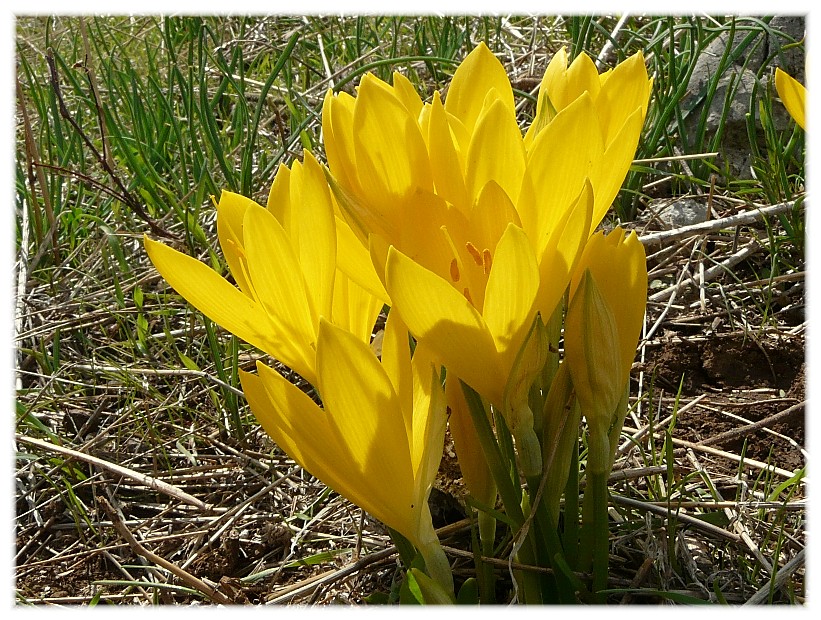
[
  {"left": 145, "top": 151, "right": 383, "bottom": 386},
  {"left": 322, "top": 42, "right": 647, "bottom": 479},
  {"left": 775, "top": 67, "right": 806, "bottom": 130},
  {"left": 564, "top": 227, "right": 647, "bottom": 430},
  {"left": 523, "top": 46, "right": 652, "bottom": 232},
  {"left": 239, "top": 312, "right": 453, "bottom": 591}
]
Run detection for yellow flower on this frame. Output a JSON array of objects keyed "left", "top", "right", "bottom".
[
  {"left": 239, "top": 312, "right": 452, "bottom": 590},
  {"left": 385, "top": 222, "right": 537, "bottom": 410},
  {"left": 322, "top": 43, "right": 649, "bottom": 325},
  {"left": 522, "top": 47, "right": 653, "bottom": 233},
  {"left": 145, "top": 151, "right": 383, "bottom": 386},
  {"left": 322, "top": 43, "right": 648, "bottom": 478},
  {"left": 564, "top": 227, "right": 647, "bottom": 427},
  {"left": 385, "top": 222, "right": 549, "bottom": 476},
  {"left": 775, "top": 67, "right": 806, "bottom": 130}
]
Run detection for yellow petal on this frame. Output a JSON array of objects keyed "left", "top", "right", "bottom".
[
  {"left": 242, "top": 202, "right": 317, "bottom": 350},
  {"left": 244, "top": 362, "right": 410, "bottom": 536},
  {"left": 482, "top": 223, "right": 540, "bottom": 374},
  {"left": 316, "top": 318, "right": 416, "bottom": 535},
  {"left": 445, "top": 42, "right": 515, "bottom": 133},
  {"left": 570, "top": 228, "right": 647, "bottom": 377},
  {"left": 465, "top": 96, "right": 526, "bottom": 206},
  {"left": 381, "top": 309, "right": 414, "bottom": 440},
  {"left": 266, "top": 161, "right": 292, "bottom": 226},
  {"left": 409, "top": 340, "right": 447, "bottom": 502},
  {"left": 445, "top": 377, "right": 496, "bottom": 507},
  {"left": 564, "top": 269, "right": 622, "bottom": 425},
  {"left": 330, "top": 268, "right": 383, "bottom": 345},
  {"left": 428, "top": 92, "right": 470, "bottom": 214},
  {"left": 519, "top": 93, "right": 600, "bottom": 255},
  {"left": 334, "top": 215, "right": 391, "bottom": 304},
  {"left": 241, "top": 363, "right": 335, "bottom": 480},
  {"left": 322, "top": 89, "right": 361, "bottom": 198},
  {"left": 145, "top": 236, "right": 315, "bottom": 383},
  {"left": 353, "top": 74, "right": 432, "bottom": 208},
  {"left": 470, "top": 181, "right": 521, "bottom": 257},
  {"left": 775, "top": 67, "right": 806, "bottom": 130},
  {"left": 596, "top": 51, "right": 650, "bottom": 148},
  {"left": 395, "top": 191, "right": 462, "bottom": 283},
  {"left": 562, "top": 51, "right": 601, "bottom": 108},
  {"left": 391, "top": 71, "right": 425, "bottom": 120},
  {"left": 290, "top": 151, "right": 337, "bottom": 320},
  {"left": 535, "top": 179, "right": 593, "bottom": 319},
  {"left": 385, "top": 245, "right": 503, "bottom": 405},
  {"left": 523, "top": 47, "right": 568, "bottom": 148},
  {"left": 590, "top": 108, "right": 644, "bottom": 230},
  {"left": 215, "top": 190, "right": 258, "bottom": 296}
]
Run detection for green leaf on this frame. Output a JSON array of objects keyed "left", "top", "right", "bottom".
[
  {"left": 178, "top": 352, "right": 201, "bottom": 372},
  {"left": 456, "top": 577, "right": 479, "bottom": 604},
  {"left": 407, "top": 568, "right": 455, "bottom": 604},
  {"left": 364, "top": 591, "right": 390, "bottom": 605}
]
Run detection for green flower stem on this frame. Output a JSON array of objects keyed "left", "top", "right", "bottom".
[
  {"left": 579, "top": 425, "right": 611, "bottom": 601},
  {"left": 417, "top": 532, "right": 455, "bottom": 596},
  {"left": 607, "top": 384, "right": 631, "bottom": 474},
  {"left": 477, "top": 510, "right": 497, "bottom": 604},
  {"left": 562, "top": 438, "right": 580, "bottom": 561},
  {"left": 460, "top": 382, "right": 525, "bottom": 527},
  {"left": 524, "top": 473, "right": 579, "bottom": 604},
  {"left": 461, "top": 381, "right": 542, "bottom": 603}
]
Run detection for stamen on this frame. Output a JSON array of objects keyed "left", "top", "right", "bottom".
[
  {"left": 440, "top": 225, "right": 465, "bottom": 285},
  {"left": 449, "top": 258, "right": 460, "bottom": 283},
  {"left": 482, "top": 248, "right": 493, "bottom": 274},
  {"left": 465, "top": 241, "right": 484, "bottom": 266}
]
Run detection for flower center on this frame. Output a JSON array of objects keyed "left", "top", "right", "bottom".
[{"left": 441, "top": 225, "right": 493, "bottom": 309}]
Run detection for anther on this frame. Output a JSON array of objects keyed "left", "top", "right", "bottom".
[
  {"left": 465, "top": 241, "right": 484, "bottom": 266},
  {"left": 482, "top": 249, "right": 493, "bottom": 274},
  {"left": 449, "top": 258, "right": 461, "bottom": 283}
]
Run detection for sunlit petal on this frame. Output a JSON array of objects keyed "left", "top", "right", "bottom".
[
  {"left": 428, "top": 92, "right": 470, "bottom": 214},
  {"left": 445, "top": 42, "right": 515, "bottom": 132},
  {"left": 330, "top": 268, "right": 382, "bottom": 345},
  {"left": 316, "top": 318, "right": 415, "bottom": 533},
  {"left": 334, "top": 215, "right": 391, "bottom": 304},
  {"left": 266, "top": 161, "right": 292, "bottom": 227},
  {"left": 465, "top": 96, "right": 526, "bottom": 205},
  {"left": 391, "top": 71, "right": 425, "bottom": 120},
  {"left": 145, "top": 236, "right": 315, "bottom": 383},
  {"left": 353, "top": 74, "right": 433, "bottom": 207},
  {"left": 322, "top": 89, "right": 361, "bottom": 198},
  {"left": 775, "top": 67, "right": 806, "bottom": 130},
  {"left": 242, "top": 202, "right": 317, "bottom": 348},
  {"left": 289, "top": 151, "right": 337, "bottom": 320},
  {"left": 385, "top": 245, "right": 503, "bottom": 404},
  {"left": 482, "top": 223, "right": 539, "bottom": 373},
  {"left": 534, "top": 179, "right": 593, "bottom": 319},
  {"left": 590, "top": 108, "right": 644, "bottom": 230},
  {"left": 215, "top": 190, "right": 257, "bottom": 296},
  {"left": 519, "top": 93, "right": 600, "bottom": 255},
  {"left": 596, "top": 51, "right": 650, "bottom": 147}
]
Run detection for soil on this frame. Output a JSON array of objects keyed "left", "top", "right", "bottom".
[{"left": 641, "top": 332, "right": 805, "bottom": 475}]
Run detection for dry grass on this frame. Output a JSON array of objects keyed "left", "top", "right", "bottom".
[{"left": 14, "top": 15, "right": 805, "bottom": 605}]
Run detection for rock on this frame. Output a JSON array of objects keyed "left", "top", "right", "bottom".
[
  {"left": 680, "top": 16, "right": 805, "bottom": 180},
  {"left": 642, "top": 197, "right": 709, "bottom": 229}
]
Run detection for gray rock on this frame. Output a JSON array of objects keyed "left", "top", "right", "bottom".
[
  {"left": 680, "top": 16, "right": 805, "bottom": 180},
  {"left": 646, "top": 197, "right": 709, "bottom": 229}
]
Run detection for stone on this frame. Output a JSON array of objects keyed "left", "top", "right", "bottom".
[{"left": 680, "top": 16, "right": 805, "bottom": 180}]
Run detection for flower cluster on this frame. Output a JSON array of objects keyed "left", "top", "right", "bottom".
[{"left": 146, "top": 43, "right": 652, "bottom": 601}]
